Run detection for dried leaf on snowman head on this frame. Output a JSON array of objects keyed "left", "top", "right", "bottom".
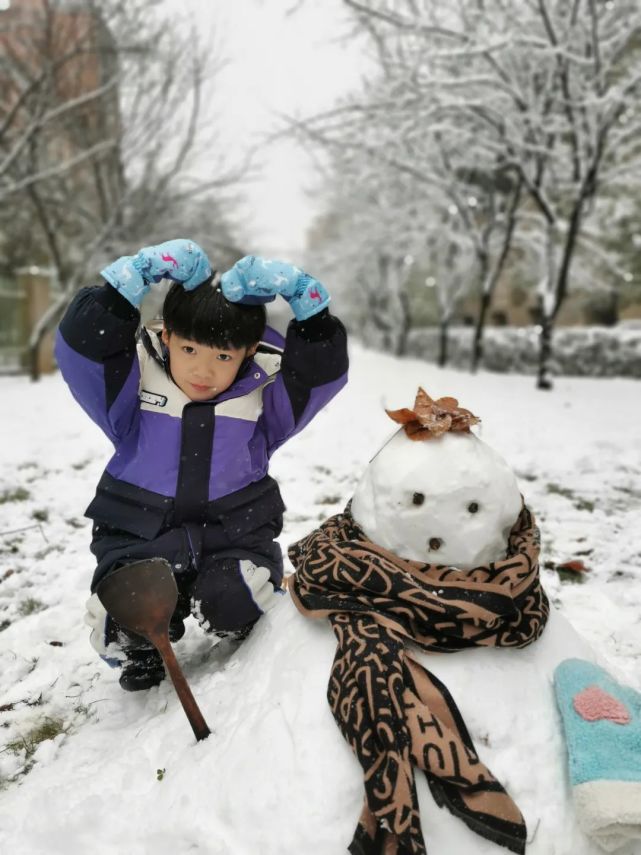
[{"left": 386, "top": 387, "right": 480, "bottom": 441}]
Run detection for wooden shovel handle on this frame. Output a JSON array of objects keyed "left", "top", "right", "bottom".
[{"left": 150, "top": 631, "right": 211, "bottom": 742}]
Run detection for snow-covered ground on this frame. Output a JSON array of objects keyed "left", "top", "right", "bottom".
[{"left": 1, "top": 345, "right": 640, "bottom": 854}]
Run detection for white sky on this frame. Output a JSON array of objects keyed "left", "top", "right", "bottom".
[{"left": 180, "top": 0, "right": 370, "bottom": 257}]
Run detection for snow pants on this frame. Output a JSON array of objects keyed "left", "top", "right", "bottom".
[{"left": 86, "top": 519, "right": 285, "bottom": 662}]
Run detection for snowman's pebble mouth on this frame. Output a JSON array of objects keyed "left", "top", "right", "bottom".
[{"left": 428, "top": 537, "right": 443, "bottom": 551}]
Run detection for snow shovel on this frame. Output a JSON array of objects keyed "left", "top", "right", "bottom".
[{"left": 96, "top": 558, "right": 211, "bottom": 742}]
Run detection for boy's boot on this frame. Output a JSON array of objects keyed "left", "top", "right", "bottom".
[
  {"left": 118, "top": 626, "right": 165, "bottom": 692},
  {"left": 120, "top": 641, "right": 166, "bottom": 692}
]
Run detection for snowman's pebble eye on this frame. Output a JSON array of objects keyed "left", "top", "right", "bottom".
[
  {"left": 468, "top": 502, "right": 480, "bottom": 513},
  {"left": 429, "top": 537, "right": 442, "bottom": 551},
  {"left": 412, "top": 492, "right": 425, "bottom": 506}
]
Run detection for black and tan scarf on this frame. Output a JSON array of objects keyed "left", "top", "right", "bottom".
[{"left": 288, "top": 502, "right": 549, "bottom": 855}]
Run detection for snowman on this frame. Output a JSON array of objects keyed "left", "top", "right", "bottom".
[
  {"left": 288, "top": 388, "right": 608, "bottom": 855},
  {"left": 351, "top": 389, "right": 522, "bottom": 569}
]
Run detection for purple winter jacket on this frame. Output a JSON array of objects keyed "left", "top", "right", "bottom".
[{"left": 55, "top": 284, "right": 348, "bottom": 585}]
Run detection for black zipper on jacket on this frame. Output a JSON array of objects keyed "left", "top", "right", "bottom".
[{"left": 173, "top": 402, "right": 216, "bottom": 524}]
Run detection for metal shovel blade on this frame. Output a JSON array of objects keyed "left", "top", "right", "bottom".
[{"left": 97, "top": 558, "right": 211, "bottom": 741}]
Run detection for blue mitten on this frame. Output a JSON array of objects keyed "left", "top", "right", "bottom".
[
  {"left": 101, "top": 239, "right": 212, "bottom": 308},
  {"left": 221, "top": 255, "right": 330, "bottom": 321},
  {"left": 554, "top": 658, "right": 641, "bottom": 850}
]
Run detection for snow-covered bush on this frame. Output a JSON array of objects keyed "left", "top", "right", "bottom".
[{"left": 406, "top": 326, "right": 641, "bottom": 378}]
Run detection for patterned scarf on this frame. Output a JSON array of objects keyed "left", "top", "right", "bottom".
[{"left": 288, "top": 503, "right": 549, "bottom": 855}]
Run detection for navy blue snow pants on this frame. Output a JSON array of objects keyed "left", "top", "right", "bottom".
[{"left": 89, "top": 519, "right": 284, "bottom": 647}]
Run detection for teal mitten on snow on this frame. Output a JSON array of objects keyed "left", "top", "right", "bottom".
[{"left": 554, "top": 658, "right": 641, "bottom": 852}]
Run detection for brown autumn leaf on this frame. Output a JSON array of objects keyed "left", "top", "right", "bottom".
[
  {"left": 386, "top": 387, "right": 480, "bottom": 441},
  {"left": 556, "top": 559, "right": 590, "bottom": 574},
  {"left": 385, "top": 407, "right": 421, "bottom": 426}
]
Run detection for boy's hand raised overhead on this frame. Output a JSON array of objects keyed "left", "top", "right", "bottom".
[
  {"left": 221, "top": 255, "right": 330, "bottom": 321},
  {"left": 101, "top": 239, "right": 212, "bottom": 308}
]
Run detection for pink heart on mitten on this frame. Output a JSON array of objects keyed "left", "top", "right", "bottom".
[{"left": 573, "top": 685, "right": 631, "bottom": 724}]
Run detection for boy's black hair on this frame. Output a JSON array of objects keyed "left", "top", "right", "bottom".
[{"left": 163, "top": 277, "right": 266, "bottom": 349}]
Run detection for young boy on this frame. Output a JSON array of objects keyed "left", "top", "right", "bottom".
[{"left": 55, "top": 239, "right": 348, "bottom": 690}]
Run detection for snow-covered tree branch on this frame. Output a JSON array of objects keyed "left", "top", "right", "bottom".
[
  {"left": 295, "top": 0, "right": 641, "bottom": 386},
  {"left": 0, "top": 0, "right": 243, "bottom": 378}
]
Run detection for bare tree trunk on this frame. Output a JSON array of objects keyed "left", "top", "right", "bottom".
[
  {"left": 375, "top": 253, "right": 411, "bottom": 356},
  {"left": 536, "top": 221, "right": 558, "bottom": 391},
  {"left": 536, "top": 310, "right": 554, "bottom": 390},
  {"left": 367, "top": 293, "right": 394, "bottom": 351},
  {"left": 396, "top": 287, "right": 411, "bottom": 356},
  {"left": 471, "top": 291, "right": 491, "bottom": 372},
  {"left": 29, "top": 337, "right": 43, "bottom": 382},
  {"left": 535, "top": 158, "right": 598, "bottom": 389},
  {"left": 471, "top": 178, "right": 523, "bottom": 372},
  {"left": 28, "top": 304, "right": 66, "bottom": 381},
  {"left": 28, "top": 293, "right": 68, "bottom": 381},
  {"left": 29, "top": 343, "right": 40, "bottom": 383},
  {"left": 438, "top": 319, "right": 449, "bottom": 367}
]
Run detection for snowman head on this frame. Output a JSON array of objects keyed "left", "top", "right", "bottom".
[{"left": 350, "top": 389, "right": 522, "bottom": 569}]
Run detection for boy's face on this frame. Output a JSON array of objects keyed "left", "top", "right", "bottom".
[{"left": 161, "top": 329, "right": 257, "bottom": 402}]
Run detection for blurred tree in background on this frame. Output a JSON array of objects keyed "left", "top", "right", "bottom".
[
  {"left": 0, "top": 0, "right": 243, "bottom": 377},
  {"left": 299, "top": 0, "right": 641, "bottom": 388}
]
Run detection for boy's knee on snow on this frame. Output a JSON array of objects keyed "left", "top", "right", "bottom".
[
  {"left": 189, "top": 558, "right": 285, "bottom": 634},
  {"left": 239, "top": 559, "right": 285, "bottom": 615}
]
